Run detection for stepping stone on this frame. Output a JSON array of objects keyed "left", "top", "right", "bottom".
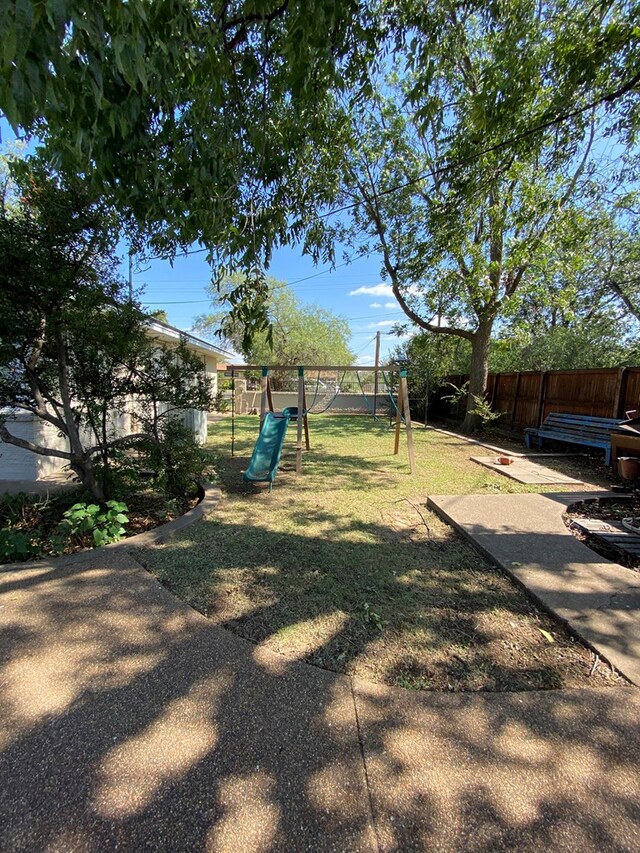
[{"left": 471, "top": 455, "right": 583, "bottom": 484}]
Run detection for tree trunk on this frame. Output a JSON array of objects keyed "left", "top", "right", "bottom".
[
  {"left": 69, "top": 457, "right": 106, "bottom": 502},
  {"left": 460, "top": 317, "right": 494, "bottom": 433}
]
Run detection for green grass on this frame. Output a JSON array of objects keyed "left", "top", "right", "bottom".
[{"left": 140, "top": 415, "right": 622, "bottom": 692}]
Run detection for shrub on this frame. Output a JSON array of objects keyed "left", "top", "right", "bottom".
[{"left": 140, "top": 419, "right": 213, "bottom": 500}]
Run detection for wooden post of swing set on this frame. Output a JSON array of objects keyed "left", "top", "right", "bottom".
[
  {"left": 231, "top": 368, "right": 236, "bottom": 457},
  {"left": 260, "top": 366, "right": 268, "bottom": 428},
  {"left": 266, "top": 375, "right": 274, "bottom": 414},
  {"left": 394, "top": 368, "right": 416, "bottom": 475},
  {"left": 301, "top": 384, "right": 310, "bottom": 450},
  {"left": 296, "top": 366, "right": 304, "bottom": 473}
]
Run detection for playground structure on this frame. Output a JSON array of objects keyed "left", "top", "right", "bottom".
[{"left": 217, "top": 363, "right": 416, "bottom": 486}]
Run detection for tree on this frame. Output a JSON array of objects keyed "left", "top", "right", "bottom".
[
  {"left": 0, "top": 0, "right": 375, "bottom": 339},
  {"left": 0, "top": 157, "right": 213, "bottom": 500},
  {"left": 195, "top": 275, "right": 353, "bottom": 388},
  {"left": 490, "top": 319, "right": 640, "bottom": 372},
  {"left": 148, "top": 309, "right": 170, "bottom": 325},
  {"left": 573, "top": 203, "right": 640, "bottom": 324},
  {"left": 325, "top": 0, "right": 640, "bottom": 430},
  {"left": 489, "top": 184, "right": 640, "bottom": 368}
]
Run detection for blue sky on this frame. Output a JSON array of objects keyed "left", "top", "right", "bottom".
[
  {"left": 133, "top": 245, "right": 410, "bottom": 365},
  {"left": 1, "top": 119, "right": 412, "bottom": 367}
]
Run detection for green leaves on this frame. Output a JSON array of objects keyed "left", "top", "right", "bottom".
[
  {"left": 0, "top": 528, "right": 37, "bottom": 562},
  {"left": 0, "top": 155, "right": 217, "bottom": 501},
  {"left": 0, "top": 0, "right": 370, "bottom": 309},
  {"left": 59, "top": 499, "right": 129, "bottom": 545},
  {"left": 325, "top": 0, "right": 640, "bottom": 430},
  {"left": 195, "top": 273, "right": 353, "bottom": 370}
]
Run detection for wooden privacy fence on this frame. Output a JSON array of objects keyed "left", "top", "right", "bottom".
[{"left": 441, "top": 366, "right": 640, "bottom": 432}]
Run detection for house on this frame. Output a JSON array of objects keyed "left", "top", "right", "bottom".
[{"left": 0, "top": 318, "right": 229, "bottom": 482}]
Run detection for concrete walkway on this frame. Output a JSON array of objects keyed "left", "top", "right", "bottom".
[
  {"left": 1, "top": 544, "right": 639, "bottom": 851},
  {"left": 428, "top": 492, "right": 640, "bottom": 686},
  {"left": 470, "top": 455, "right": 583, "bottom": 484}
]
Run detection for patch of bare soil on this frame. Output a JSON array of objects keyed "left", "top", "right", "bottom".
[{"left": 565, "top": 494, "right": 640, "bottom": 573}]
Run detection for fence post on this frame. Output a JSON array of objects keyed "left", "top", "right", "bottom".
[
  {"left": 490, "top": 373, "right": 500, "bottom": 410},
  {"left": 536, "top": 371, "right": 548, "bottom": 427},
  {"left": 613, "top": 367, "right": 629, "bottom": 418},
  {"left": 509, "top": 372, "right": 522, "bottom": 432}
]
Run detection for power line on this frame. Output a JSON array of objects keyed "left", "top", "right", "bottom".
[
  {"left": 143, "top": 299, "right": 210, "bottom": 305},
  {"left": 142, "top": 73, "right": 638, "bottom": 267},
  {"left": 135, "top": 250, "right": 382, "bottom": 291},
  {"left": 353, "top": 335, "right": 377, "bottom": 356},
  {"left": 317, "top": 75, "right": 640, "bottom": 220}
]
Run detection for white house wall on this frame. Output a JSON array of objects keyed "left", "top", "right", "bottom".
[
  {"left": 0, "top": 328, "right": 224, "bottom": 482},
  {"left": 0, "top": 414, "right": 70, "bottom": 481},
  {"left": 204, "top": 355, "right": 219, "bottom": 393}
]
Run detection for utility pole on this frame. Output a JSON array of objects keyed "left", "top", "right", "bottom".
[{"left": 373, "top": 330, "right": 381, "bottom": 419}]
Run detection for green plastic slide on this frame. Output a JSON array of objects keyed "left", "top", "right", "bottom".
[{"left": 243, "top": 412, "right": 290, "bottom": 487}]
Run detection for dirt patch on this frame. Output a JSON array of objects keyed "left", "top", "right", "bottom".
[{"left": 565, "top": 494, "right": 640, "bottom": 572}]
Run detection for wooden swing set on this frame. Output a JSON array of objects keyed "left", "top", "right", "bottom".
[{"left": 217, "top": 363, "right": 416, "bottom": 475}]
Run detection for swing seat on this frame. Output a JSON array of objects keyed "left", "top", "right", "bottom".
[{"left": 282, "top": 406, "right": 300, "bottom": 419}]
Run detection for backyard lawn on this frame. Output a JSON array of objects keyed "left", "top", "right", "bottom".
[{"left": 140, "top": 414, "right": 623, "bottom": 692}]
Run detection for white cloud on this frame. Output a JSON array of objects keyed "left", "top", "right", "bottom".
[
  {"left": 367, "top": 320, "right": 397, "bottom": 328},
  {"left": 349, "top": 283, "right": 394, "bottom": 297},
  {"left": 369, "top": 302, "right": 382, "bottom": 308},
  {"left": 355, "top": 355, "right": 375, "bottom": 366},
  {"left": 384, "top": 301, "right": 398, "bottom": 309}
]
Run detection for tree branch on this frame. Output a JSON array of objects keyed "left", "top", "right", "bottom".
[
  {"left": 0, "top": 422, "right": 73, "bottom": 460},
  {"left": 8, "top": 403, "right": 67, "bottom": 433},
  {"left": 602, "top": 276, "right": 640, "bottom": 322},
  {"left": 83, "top": 432, "right": 150, "bottom": 458},
  {"left": 222, "top": 0, "right": 290, "bottom": 51}
]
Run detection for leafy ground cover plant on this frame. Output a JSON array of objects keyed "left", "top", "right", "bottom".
[
  {"left": 0, "top": 529, "right": 38, "bottom": 562},
  {"left": 57, "top": 500, "right": 129, "bottom": 548}
]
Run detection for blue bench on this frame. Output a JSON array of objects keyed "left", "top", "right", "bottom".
[{"left": 524, "top": 413, "right": 625, "bottom": 467}]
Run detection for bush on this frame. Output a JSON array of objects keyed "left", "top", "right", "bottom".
[
  {"left": 140, "top": 419, "right": 214, "bottom": 500},
  {"left": 441, "top": 381, "right": 501, "bottom": 429},
  {"left": 214, "top": 380, "right": 232, "bottom": 413}
]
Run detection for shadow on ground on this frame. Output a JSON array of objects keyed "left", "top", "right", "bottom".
[
  {"left": 1, "top": 552, "right": 639, "bottom": 852},
  {"left": 137, "top": 481, "right": 629, "bottom": 693}
]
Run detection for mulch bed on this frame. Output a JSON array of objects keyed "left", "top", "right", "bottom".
[
  {"left": 0, "top": 487, "right": 199, "bottom": 562},
  {"left": 565, "top": 494, "right": 640, "bottom": 572}
]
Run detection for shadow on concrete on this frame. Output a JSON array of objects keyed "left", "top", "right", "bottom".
[
  {"left": 352, "top": 678, "right": 640, "bottom": 852},
  {"left": 1, "top": 550, "right": 639, "bottom": 851},
  {"left": 0, "top": 553, "right": 374, "bottom": 852}
]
